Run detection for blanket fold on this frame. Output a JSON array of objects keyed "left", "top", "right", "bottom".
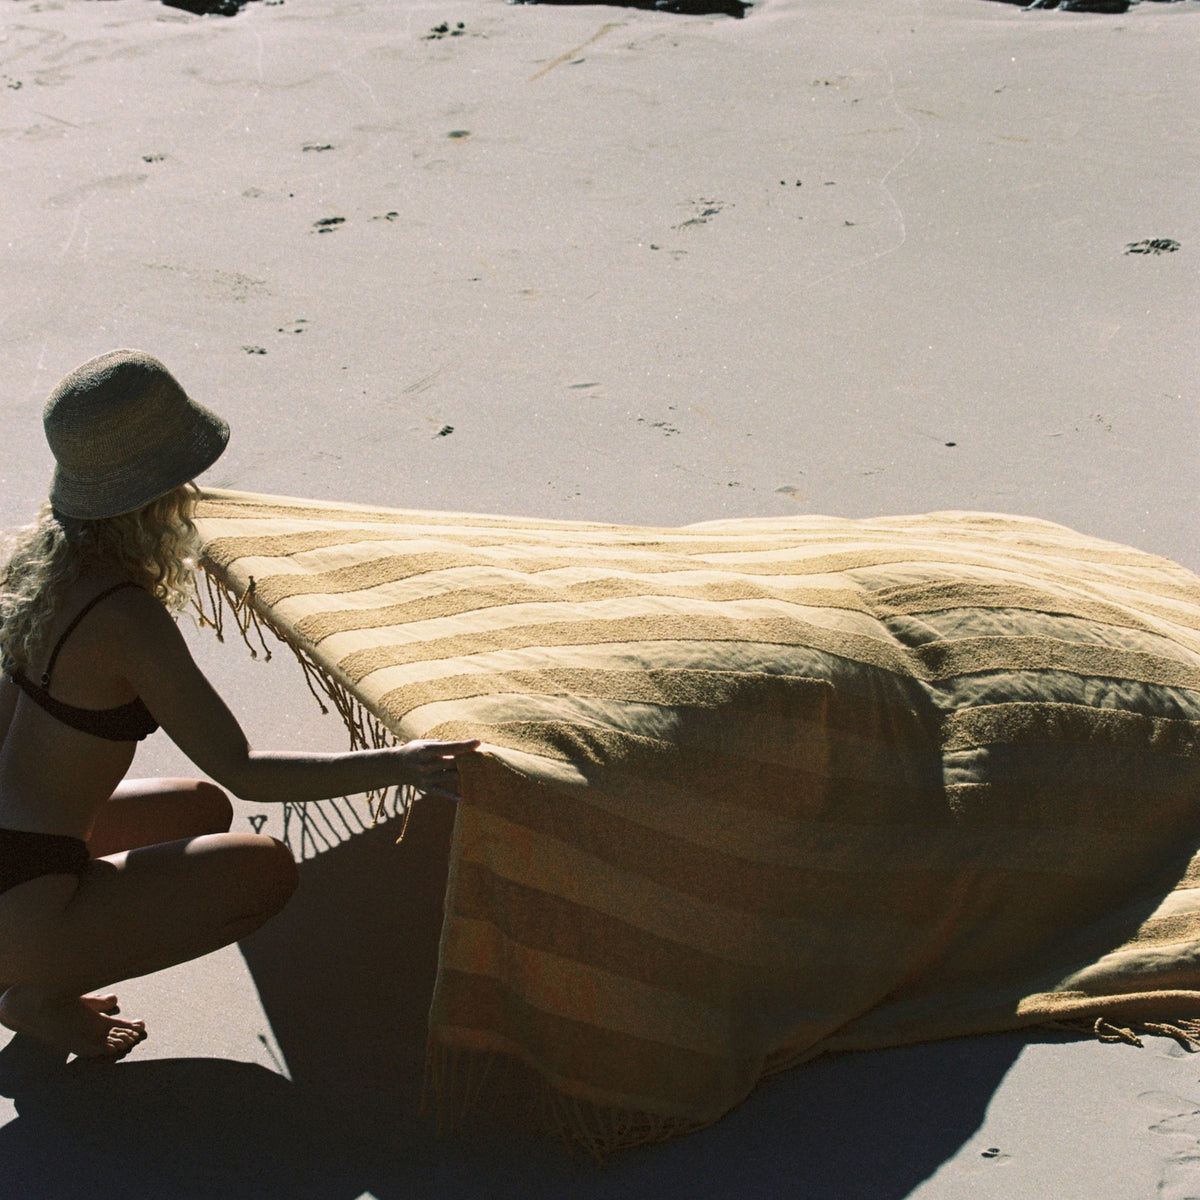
[{"left": 193, "top": 489, "right": 1200, "bottom": 1155}]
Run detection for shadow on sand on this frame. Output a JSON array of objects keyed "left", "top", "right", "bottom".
[{"left": 0, "top": 796, "right": 1034, "bottom": 1199}]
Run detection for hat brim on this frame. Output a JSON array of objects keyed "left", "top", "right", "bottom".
[{"left": 50, "top": 413, "right": 230, "bottom": 520}]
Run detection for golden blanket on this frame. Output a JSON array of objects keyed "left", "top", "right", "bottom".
[{"left": 193, "top": 489, "right": 1200, "bottom": 1154}]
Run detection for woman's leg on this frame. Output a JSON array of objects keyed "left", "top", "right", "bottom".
[
  {"left": 0, "top": 830, "right": 297, "bottom": 1057},
  {"left": 2, "top": 777, "right": 239, "bottom": 1049},
  {"left": 86, "top": 778, "right": 234, "bottom": 858}
]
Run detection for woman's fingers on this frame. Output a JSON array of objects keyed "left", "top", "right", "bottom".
[{"left": 400, "top": 738, "right": 480, "bottom": 797}]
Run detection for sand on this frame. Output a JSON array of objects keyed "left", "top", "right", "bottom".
[{"left": 0, "top": 0, "right": 1197, "bottom": 1194}]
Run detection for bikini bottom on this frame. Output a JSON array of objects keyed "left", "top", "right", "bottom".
[{"left": 0, "top": 826, "right": 90, "bottom": 897}]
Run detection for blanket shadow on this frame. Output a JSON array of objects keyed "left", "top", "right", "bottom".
[
  {"left": 239, "top": 796, "right": 1031, "bottom": 1199},
  {"left": 0, "top": 794, "right": 1046, "bottom": 1199}
]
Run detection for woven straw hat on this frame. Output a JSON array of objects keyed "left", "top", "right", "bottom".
[{"left": 44, "top": 350, "right": 229, "bottom": 520}]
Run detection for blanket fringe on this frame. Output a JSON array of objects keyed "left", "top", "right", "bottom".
[
  {"left": 192, "top": 560, "right": 416, "bottom": 851},
  {"left": 1043, "top": 1016, "right": 1200, "bottom": 1051},
  {"left": 422, "top": 1041, "right": 705, "bottom": 1161}
]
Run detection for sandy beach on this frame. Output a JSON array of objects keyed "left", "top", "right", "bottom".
[{"left": 1, "top": 0, "right": 1198, "bottom": 1194}]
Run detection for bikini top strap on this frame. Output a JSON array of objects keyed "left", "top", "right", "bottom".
[{"left": 41, "top": 582, "right": 140, "bottom": 689}]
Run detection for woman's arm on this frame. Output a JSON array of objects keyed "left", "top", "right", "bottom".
[{"left": 112, "top": 587, "right": 478, "bottom": 805}]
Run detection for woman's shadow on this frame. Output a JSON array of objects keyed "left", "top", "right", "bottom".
[
  {"left": 0, "top": 795, "right": 1035, "bottom": 1200},
  {"left": 0, "top": 1041, "right": 345, "bottom": 1200}
]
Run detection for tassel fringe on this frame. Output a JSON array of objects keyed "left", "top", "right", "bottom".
[
  {"left": 192, "top": 559, "right": 417, "bottom": 855},
  {"left": 1044, "top": 1016, "right": 1200, "bottom": 1051},
  {"left": 422, "top": 1041, "right": 706, "bottom": 1161}
]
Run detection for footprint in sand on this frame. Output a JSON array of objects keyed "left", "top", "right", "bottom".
[
  {"left": 1158, "top": 1155, "right": 1200, "bottom": 1200},
  {"left": 636, "top": 416, "right": 680, "bottom": 437},
  {"left": 674, "top": 198, "right": 727, "bottom": 230},
  {"left": 1125, "top": 238, "right": 1180, "bottom": 256},
  {"left": 1141, "top": 1094, "right": 1200, "bottom": 1200},
  {"left": 46, "top": 174, "right": 148, "bottom": 207}
]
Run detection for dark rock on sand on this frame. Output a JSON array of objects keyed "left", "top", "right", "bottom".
[
  {"left": 163, "top": 0, "right": 249, "bottom": 15},
  {"left": 512, "top": 0, "right": 750, "bottom": 18},
  {"left": 990, "top": 0, "right": 1187, "bottom": 9}
]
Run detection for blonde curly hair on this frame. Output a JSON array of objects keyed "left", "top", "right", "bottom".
[{"left": 0, "top": 485, "right": 198, "bottom": 674}]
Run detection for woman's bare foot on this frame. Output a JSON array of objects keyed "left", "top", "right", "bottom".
[{"left": 0, "top": 985, "right": 145, "bottom": 1059}]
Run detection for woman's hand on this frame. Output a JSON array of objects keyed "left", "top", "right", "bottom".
[{"left": 395, "top": 739, "right": 481, "bottom": 799}]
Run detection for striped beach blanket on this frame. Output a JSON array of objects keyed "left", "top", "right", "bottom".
[{"left": 193, "top": 489, "right": 1200, "bottom": 1155}]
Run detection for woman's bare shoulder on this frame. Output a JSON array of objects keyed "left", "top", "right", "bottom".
[
  {"left": 96, "top": 581, "right": 187, "bottom": 647},
  {"left": 51, "top": 578, "right": 192, "bottom": 682}
]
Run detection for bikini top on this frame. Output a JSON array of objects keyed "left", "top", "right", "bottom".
[{"left": 8, "top": 582, "right": 159, "bottom": 742}]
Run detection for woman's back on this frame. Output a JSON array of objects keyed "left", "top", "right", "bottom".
[{"left": 0, "top": 572, "right": 148, "bottom": 838}]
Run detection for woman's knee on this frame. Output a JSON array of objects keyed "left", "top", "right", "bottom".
[
  {"left": 252, "top": 836, "right": 298, "bottom": 917},
  {"left": 192, "top": 781, "right": 233, "bottom": 834},
  {"left": 186, "top": 832, "right": 297, "bottom": 927}
]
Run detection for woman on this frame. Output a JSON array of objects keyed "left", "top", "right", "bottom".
[{"left": 0, "top": 350, "right": 478, "bottom": 1059}]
